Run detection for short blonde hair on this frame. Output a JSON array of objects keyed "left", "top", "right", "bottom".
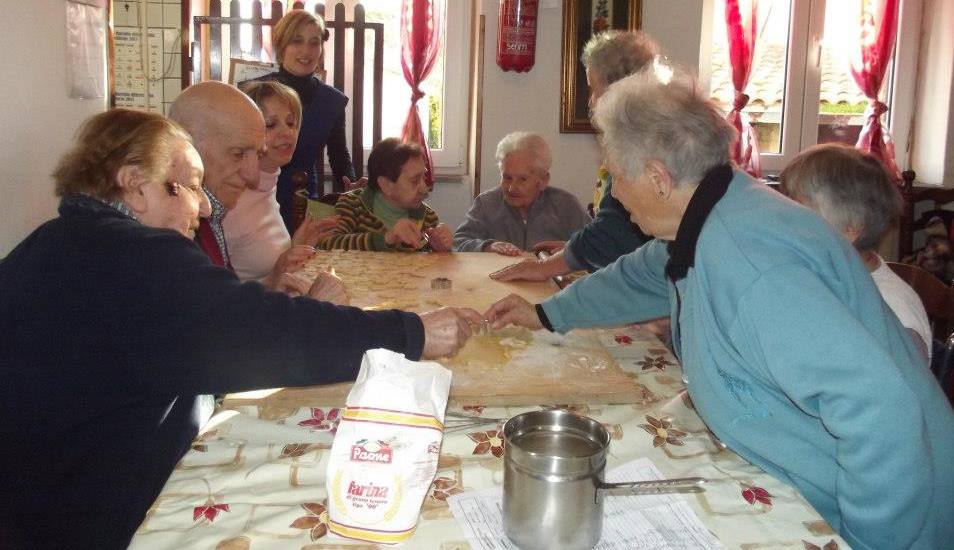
[
  {"left": 240, "top": 80, "right": 303, "bottom": 124},
  {"left": 52, "top": 108, "right": 191, "bottom": 200},
  {"left": 272, "top": 10, "right": 328, "bottom": 66}
]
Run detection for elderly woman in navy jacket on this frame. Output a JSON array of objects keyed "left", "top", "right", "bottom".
[{"left": 0, "top": 109, "right": 477, "bottom": 549}]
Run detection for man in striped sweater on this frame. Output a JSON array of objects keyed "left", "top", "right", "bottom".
[{"left": 321, "top": 138, "right": 453, "bottom": 252}]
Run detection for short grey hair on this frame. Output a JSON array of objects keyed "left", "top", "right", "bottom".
[
  {"left": 581, "top": 30, "right": 658, "bottom": 85},
  {"left": 495, "top": 132, "right": 552, "bottom": 176},
  {"left": 593, "top": 69, "right": 736, "bottom": 186},
  {"left": 780, "top": 143, "right": 902, "bottom": 251}
]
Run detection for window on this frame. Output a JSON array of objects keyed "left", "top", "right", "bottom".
[
  {"left": 236, "top": 0, "right": 470, "bottom": 175},
  {"left": 707, "top": 0, "right": 920, "bottom": 173},
  {"left": 347, "top": 0, "right": 470, "bottom": 174}
]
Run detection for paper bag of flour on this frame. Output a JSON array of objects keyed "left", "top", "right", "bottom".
[{"left": 326, "top": 348, "right": 452, "bottom": 544}]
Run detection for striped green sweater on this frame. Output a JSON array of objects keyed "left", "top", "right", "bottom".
[{"left": 320, "top": 187, "right": 440, "bottom": 251}]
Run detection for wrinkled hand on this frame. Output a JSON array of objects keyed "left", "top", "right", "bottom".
[
  {"left": 532, "top": 240, "right": 566, "bottom": 256},
  {"left": 342, "top": 175, "right": 368, "bottom": 191},
  {"left": 292, "top": 215, "right": 339, "bottom": 247},
  {"left": 487, "top": 241, "right": 522, "bottom": 256},
  {"left": 425, "top": 223, "right": 453, "bottom": 252},
  {"left": 267, "top": 245, "right": 317, "bottom": 289},
  {"left": 483, "top": 294, "right": 543, "bottom": 331},
  {"left": 306, "top": 269, "right": 350, "bottom": 305},
  {"left": 385, "top": 218, "right": 423, "bottom": 248},
  {"left": 489, "top": 258, "right": 555, "bottom": 282},
  {"left": 419, "top": 307, "right": 482, "bottom": 359},
  {"left": 275, "top": 272, "right": 313, "bottom": 296}
]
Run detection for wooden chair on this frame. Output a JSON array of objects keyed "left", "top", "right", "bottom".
[
  {"left": 188, "top": 0, "right": 384, "bottom": 193},
  {"left": 887, "top": 262, "right": 954, "bottom": 406},
  {"left": 190, "top": 1, "right": 283, "bottom": 83},
  {"left": 897, "top": 169, "right": 954, "bottom": 260},
  {"left": 887, "top": 262, "right": 954, "bottom": 341},
  {"left": 935, "top": 335, "right": 954, "bottom": 407}
]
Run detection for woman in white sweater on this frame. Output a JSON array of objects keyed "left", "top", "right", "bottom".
[{"left": 224, "top": 81, "right": 340, "bottom": 295}]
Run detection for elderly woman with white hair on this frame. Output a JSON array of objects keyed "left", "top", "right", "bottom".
[
  {"left": 781, "top": 143, "right": 932, "bottom": 364},
  {"left": 454, "top": 131, "right": 589, "bottom": 254},
  {"left": 491, "top": 31, "right": 655, "bottom": 276},
  {"left": 485, "top": 69, "right": 954, "bottom": 549}
]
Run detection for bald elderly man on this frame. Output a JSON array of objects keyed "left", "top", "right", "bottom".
[{"left": 169, "top": 81, "right": 265, "bottom": 269}]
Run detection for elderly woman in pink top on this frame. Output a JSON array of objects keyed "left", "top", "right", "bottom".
[{"left": 224, "top": 81, "right": 342, "bottom": 299}]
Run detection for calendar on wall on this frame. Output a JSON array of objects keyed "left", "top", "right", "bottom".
[{"left": 110, "top": 0, "right": 184, "bottom": 114}]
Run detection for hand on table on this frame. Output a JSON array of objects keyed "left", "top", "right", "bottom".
[
  {"left": 385, "top": 218, "right": 424, "bottom": 248},
  {"left": 306, "top": 269, "right": 350, "bottom": 305},
  {"left": 489, "top": 257, "right": 559, "bottom": 282},
  {"left": 483, "top": 293, "right": 543, "bottom": 331},
  {"left": 267, "top": 245, "right": 317, "bottom": 289},
  {"left": 276, "top": 269, "right": 349, "bottom": 305},
  {"left": 292, "top": 215, "right": 339, "bottom": 247},
  {"left": 424, "top": 223, "right": 454, "bottom": 252},
  {"left": 274, "top": 272, "right": 312, "bottom": 296},
  {"left": 531, "top": 240, "right": 566, "bottom": 255},
  {"left": 486, "top": 241, "right": 522, "bottom": 256},
  {"left": 419, "top": 307, "right": 482, "bottom": 359}
]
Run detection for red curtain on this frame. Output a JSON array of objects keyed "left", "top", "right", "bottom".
[
  {"left": 850, "top": 0, "right": 901, "bottom": 180},
  {"left": 400, "top": 0, "right": 445, "bottom": 188},
  {"left": 724, "top": 0, "right": 761, "bottom": 177}
]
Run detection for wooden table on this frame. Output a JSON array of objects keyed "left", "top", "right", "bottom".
[{"left": 224, "top": 251, "right": 646, "bottom": 409}]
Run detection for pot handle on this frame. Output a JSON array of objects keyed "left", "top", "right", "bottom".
[{"left": 598, "top": 476, "right": 707, "bottom": 494}]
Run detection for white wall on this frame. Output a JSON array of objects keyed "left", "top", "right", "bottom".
[
  {"left": 431, "top": 0, "right": 705, "bottom": 230},
  {"left": 0, "top": 1, "right": 107, "bottom": 256}
]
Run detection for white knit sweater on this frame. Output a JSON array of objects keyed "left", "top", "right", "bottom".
[{"left": 222, "top": 170, "right": 291, "bottom": 282}]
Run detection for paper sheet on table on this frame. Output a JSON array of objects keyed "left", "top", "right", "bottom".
[{"left": 447, "top": 457, "right": 723, "bottom": 550}]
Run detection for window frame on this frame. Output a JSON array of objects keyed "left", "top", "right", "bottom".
[
  {"left": 321, "top": 0, "right": 471, "bottom": 177},
  {"left": 708, "top": 0, "right": 920, "bottom": 174},
  {"left": 425, "top": 0, "right": 470, "bottom": 174}
]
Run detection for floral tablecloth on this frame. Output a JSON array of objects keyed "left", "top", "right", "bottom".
[{"left": 130, "top": 326, "right": 848, "bottom": 550}]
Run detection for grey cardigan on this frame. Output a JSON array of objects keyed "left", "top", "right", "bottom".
[{"left": 453, "top": 186, "right": 591, "bottom": 252}]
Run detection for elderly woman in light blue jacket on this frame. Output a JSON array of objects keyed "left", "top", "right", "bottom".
[{"left": 486, "top": 67, "right": 954, "bottom": 550}]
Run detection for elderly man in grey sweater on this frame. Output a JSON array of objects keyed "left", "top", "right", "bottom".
[{"left": 454, "top": 132, "right": 591, "bottom": 255}]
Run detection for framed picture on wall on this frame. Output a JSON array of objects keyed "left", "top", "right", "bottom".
[
  {"left": 560, "top": 0, "right": 642, "bottom": 133},
  {"left": 228, "top": 59, "right": 277, "bottom": 86}
]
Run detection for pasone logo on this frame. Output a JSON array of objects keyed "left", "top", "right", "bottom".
[{"left": 350, "top": 439, "right": 393, "bottom": 463}]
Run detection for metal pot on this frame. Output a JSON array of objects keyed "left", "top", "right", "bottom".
[{"left": 502, "top": 409, "right": 704, "bottom": 550}]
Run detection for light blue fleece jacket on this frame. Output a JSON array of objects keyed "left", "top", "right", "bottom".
[{"left": 541, "top": 171, "right": 954, "bottom": 550}]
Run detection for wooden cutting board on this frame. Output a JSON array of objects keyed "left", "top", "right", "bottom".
[{"left": 223, "top": 251, "right": 644, "bottom": 408}]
